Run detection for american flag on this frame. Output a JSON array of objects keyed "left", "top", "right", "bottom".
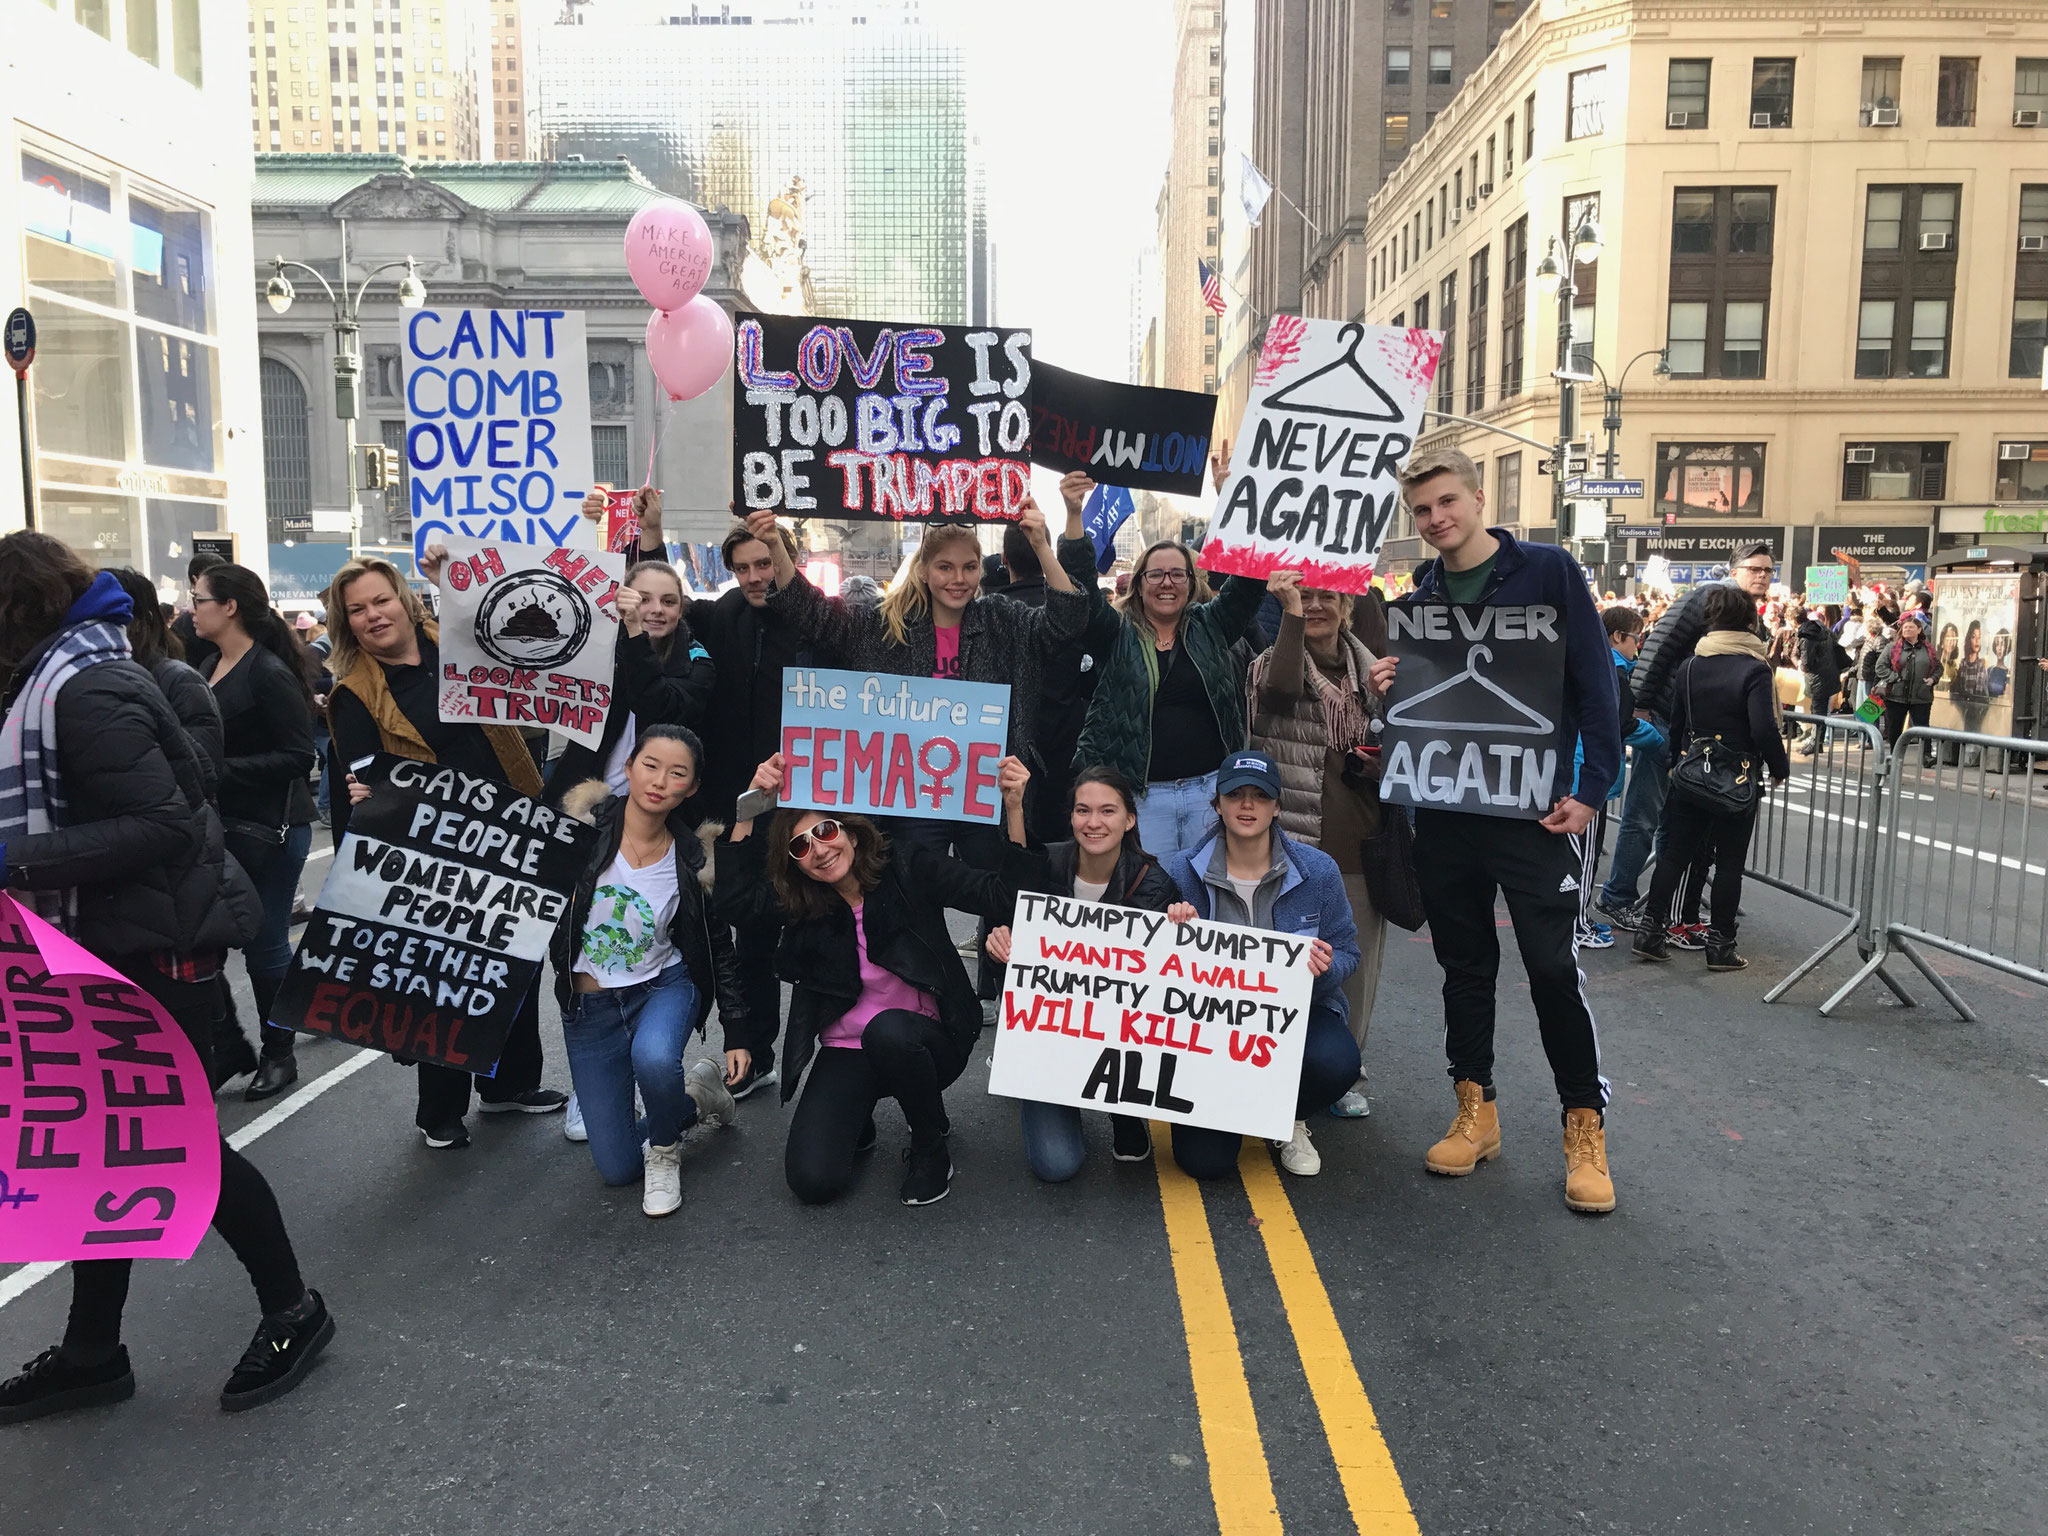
[{"left": 1197, "top": 258, "right": 1226, "bottom": 316}]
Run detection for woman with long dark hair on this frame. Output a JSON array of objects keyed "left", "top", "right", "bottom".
[
  {"left": 1874, "top": 610, "right": 1937, "bottom": 764},
  {"left": 192, "top": 562, "right": 319, "bottom": 1100},
  {"left": 0, "top": 533, "right": 332, "bottom": 1423},
  {"left": 716, "top": 751, "right": 1031, "bottom": 1208},
  {"left": 984, "top": 764, "right": 1176, "bottom": 1180}
]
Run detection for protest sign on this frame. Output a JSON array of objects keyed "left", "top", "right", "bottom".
[
  {"left": 734, "top": 312, "right": 1034, "bottom": 521},
  {"left": 987, "top": 892, "right": 1314, "bottom": 1142},
  {"left": 1201, "top": 316, "right": 1440, "bottom": 594},
  {"left": 1028, "top": 361, "right": 1217, "bottom": 496},
  {"left": 271, "top": 757, "right": 596, "bottom": 1072},
  {"left": 403, "top": 307, "right": 597, "bottom": 564},
  {"left": 779, "top": 666, "right": 1011, "bottom": 824},
  {"left": 435, "top": 536, "right": 625, "bottom": 749},
  {"left": 1803, "top": 564, "right": 1849, "bottom": 605},
  {"left": 0, "top": 893, "right": 221, "bottom": 1262},
  {"left": 1378, "top": 601, "right": 1567, "bottom": 821},
  {"left": 602, "top": 488, "right": 642, "bottom": 554}
]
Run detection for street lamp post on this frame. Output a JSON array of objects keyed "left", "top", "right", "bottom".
[
  {"left": 1535, "top": 215, "right": 1603, "bottom": 534},
  {"left": 265, "top": 218, "right": 426, "bottom": 558}
]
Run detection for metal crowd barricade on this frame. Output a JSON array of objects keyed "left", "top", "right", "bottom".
[
  {"left": 1822, "top": 726, "right": 2048, "bottom": 1020},
  {"left": 1744, "top": 711, "right": 1889, "bottom": 1002}
]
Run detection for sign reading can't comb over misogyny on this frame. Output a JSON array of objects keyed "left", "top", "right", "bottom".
[{"left": 733, "top": 312, "right": 1035, "bottom": 521}]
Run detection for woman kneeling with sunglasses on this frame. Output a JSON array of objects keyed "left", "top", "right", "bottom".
[{"left": 718, "top": 753, "right": 1030, "bottom": 1207}]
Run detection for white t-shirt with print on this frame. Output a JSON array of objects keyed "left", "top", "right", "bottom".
[{"left": 573, "top": 844, "right": 680, "bottom": 987}]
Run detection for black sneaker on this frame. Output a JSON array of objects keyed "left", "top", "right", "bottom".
[
  {"left": 728, "top": 1064, "right": 779, "bottom": 1102},
  {"left": 899, "top": 1141, "right": 954, "bottom": 1206},
  {"left": 477, "top": 1088, "right": 570, "bottom": 1115},
  {"left": 220, "top": 1291, "right": 334, "bottom": 1413},
  {"left": 854, "top": 1117, "right": 878, "bottom": 1155},
  {"left": 416, "top": 1117, "right": 471, "bottom": 1149},
  {"left": 1632, "top": 927, "right": 1670, "bottom": 962},
  {"left": 0, "top": 1346, "right": 135, "bottom": 1425},
  {"left": 1111, "top": 1115, "right": 1153, "bottom": 1163},
  {"left": 1704, "top": 931, "right": 1749, "bottom": 972},
  {"left": 1594, "top": 896, "right": 1646, "bottom": 932}
]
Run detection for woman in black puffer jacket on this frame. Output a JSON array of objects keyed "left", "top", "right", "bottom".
[
  {"left": 0, "top": 533, "right": 332, "bottom": 1426},
  {"left": 1874, "top": 610, "right": 1938, "bottom": 764}
]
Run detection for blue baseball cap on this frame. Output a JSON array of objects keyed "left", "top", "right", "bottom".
[{"left": 1216, "top": 751, "right": 1281, "bottom": 800}]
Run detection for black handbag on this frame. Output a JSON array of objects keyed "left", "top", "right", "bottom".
[
  {"left": 1667, "top": 669, "right": 1757, "bottom": 816},
  {"left": 1358, "top": 800, "right": 1427, "bottom": 932}
]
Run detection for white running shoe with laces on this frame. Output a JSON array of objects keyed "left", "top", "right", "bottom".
[
  {"left": 641, "top": 1140, "right": 682, "bottom": 1217},
  {"left": 563, "top": 1093, "right": 587, "bottom": 1143},
  {"left": 1276, "top": 1120, "right": 1321, "bottom": 1176}
]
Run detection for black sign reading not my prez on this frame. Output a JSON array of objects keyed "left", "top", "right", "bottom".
[
  {"left": 271, "top": 756, "right": 596, "bottom": 1071},
  {"left": 1378, "top": 602, "right": 1567, "bottom": 821},
  {"left": 1027, "top": 362, "right": 1218, "bottom": 496}
]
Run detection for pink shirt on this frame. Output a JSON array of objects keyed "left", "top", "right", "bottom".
[
  {"left": 820, "top": 902, "right": 938, "bottom": 1050},
  {"left": 932, "top": 624, "right": 962, "bottom": 679}
]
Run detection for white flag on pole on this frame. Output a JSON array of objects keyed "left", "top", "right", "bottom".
[{"left": 1238, "top": 153, "right": 1275, "bottom": 229}]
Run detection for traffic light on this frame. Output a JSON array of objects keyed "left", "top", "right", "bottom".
[{"left": 363, "top": 444, "right": 399, "bottom": 490}]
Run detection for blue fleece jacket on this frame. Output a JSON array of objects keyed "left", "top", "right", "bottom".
[
  {"left": 1408, "top": 528, "right": 1622, "bottom": 807},
  {"left": 1164, "top": 828, "right": 1360, "bottom": 1024}
]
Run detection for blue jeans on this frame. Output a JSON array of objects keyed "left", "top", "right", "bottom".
[
  {"left": 562, "top": 963, "right": 700, "bottom": 1186},
  {"left": 1599, "top": 734, "right": 1669, "bottom": 908},
  {"left": 1136, "top": 771, "right": 1218, "bottom": 862},
  {"left": 1169, "top": 1000, "right": 1360, "bottom": 1180},
  {"left": 245, "top": 822, "right": 313, "bottom": 1057},
  {"left": 1017, "top": 1101, "right": 1148, "bottom": 1183}
]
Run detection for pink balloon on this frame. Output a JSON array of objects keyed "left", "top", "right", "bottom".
[
  {"left": 624, "top": 198, "right": 714, "bottom": 312},
  {"left": 645, "top": 298, "right": 734, "bottom": 402}
]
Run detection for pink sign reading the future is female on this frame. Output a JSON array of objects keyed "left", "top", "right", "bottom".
[{"left": 0, "top": 893, "right": 221, "bottom": 1262}]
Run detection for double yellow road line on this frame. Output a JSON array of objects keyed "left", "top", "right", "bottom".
[{"left": 1152, "top": 1125, "right": 1421, "bottom": 1535}]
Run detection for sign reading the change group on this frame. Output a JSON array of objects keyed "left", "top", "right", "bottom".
[
  {"left": 1028, "top": 361, "right": 1217, "bottom": 496},
  {"left": 1378, "top": 601, "right": 1566, "bottom": 821},
  {"left": 272, "top": 757, "right": 596, "bottom": 1072},
  {"left": 0, "top": 893, "right": 222, "bottom": 1262},
  {"left": 1201, "top": 316, "right": 1440, "bottom": 595},
  {"left": 779, "top": 667, "right": 1012, "bottom": 824},
  {"left": 734, "top": 312, "right": 1034, "bottom": 522},
  {"left": 403, "top": 307, "right": 597, "bottom": 565},
  {"left": 435, "top": 535, "right": 625, "bottom": 749},
  {"left": 987, "top": 893, "right": 1314, "bottom": 1142}
]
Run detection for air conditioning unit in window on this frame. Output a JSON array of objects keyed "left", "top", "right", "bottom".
[
  {"left": 1477, "top": 182, "right": 1493, "bottom": 197},
  {"left": 2015, "top": 109, "right": 2043, "bottom": 127},
  {"left": 1451, "top": 207, "right": 1462, "bottom": 225},
  {"left": 2022, "top": 235, "right": 2046, "bottom": 252},
  {"left": 1868, "top": 106, "right": 1900, "bottom": 126},
  {"left": 1845, "top": 447, "right": 1878, "bottom": 465},
  {"left": 1750, "top": 111, "right": 1774, "bottom": 128},
  {"left": 2000, "top": 443, "right": 2033, "bottom": 459},
  {"left": 1667, "top": 110, "right": 1692, "bottom": 128},
  {"left": 1920, "top": 232, "right": 1952, "bottom": 251},
  {"left": 1466, "top": 195, "right": 1478, "bottom": 210}
]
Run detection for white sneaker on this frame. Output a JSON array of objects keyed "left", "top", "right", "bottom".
[
  {"left": 1276, "top": 1120, "right": 1321, "bottom": 1176},
  {"left": 684, "top": 1059, "right": 738, "bottom": 1130},
  {"left": 641, "top": 1140, "right": 682, "bottom": 1217},
  {"left": 563, "top": 1092, "right": 587, "bottom": 1143},
  {"left": 1330, "top": 1089, "right": 1371, "bottom": 1119}
]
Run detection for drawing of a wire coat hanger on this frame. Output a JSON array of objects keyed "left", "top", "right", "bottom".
[
  {"left": 1383, "top": 644, "right": 1554, "bottom": 735},
  {"left": 1261, "top": 321, "right": 1406, "bottom": 423}
]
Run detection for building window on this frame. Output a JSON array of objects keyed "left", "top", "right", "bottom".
[
  {"left": 2017, "top": 59, "right": 2048, "bottom": 120},
  {"left": 1655, "top": 442, "right": 1768, "bottom": 519},
  {"left": 1993, "top": 441, "right": 2048, "bottom": 500},
  {"left": 1500, "top": 216, "right": 1527, "bottom": 399},
  {"left": 1389, "top": 0, "right": 1412, "bottom": 16},
  {"left": 1524, "top": 92, "right": 1536, "bottom": 159},
  {"left": 260, "top": 358, "right": 312, "bottom": 543},
  {"left": 1665, "top": 188, "right": 1774, "bottom": 378},
  {"left": 1859, "top": 185, "right": 1960, "bottom": 376},
  {"left": 1384, "top": 113, "right": 1410, "bottom": 153},
  {"left": 1431, "top": 0, "right": 1450, "bottom": 17},
  {"left": 1909, "top": 299, "right": 1951, "bottom": 376},
  {"left": 1436, "top": 273, "right": 1457, "bottom": 417},
  {"left": 1842, "top": 442, "right": 1947, "bottom": 501},
  {"left": 2016, "top": 186, "right": 2048, "bottom": 376},
  {"left": 1856, "top": 301, "right": 1896, "bottom": 378},
  {"left": 1935, "top": 57, "right": 1977, "bottom": 126},
  {"left": 1860, "top": 57, "right": 1902, "bottom": 124},
  {"left": 1429, "top": 46, "right": 1452, "bottom": 85},
  {"left": 1495, "top": 453, "right": 1521, "bottom": 521},
  {"left": 1666, "top": 59, "right": 1710, "bottom": 127},
  {"left": 1749, "top": 57, "right": 1794, "bottom": 127},
  {"left": 1466, "top": 246, "right": 1489, "bottom": 413},
  {"left": 1568, "top": 66, "right": 1606, "bottom": 139},
  {"left": 591, "top": 425, "right": 629, "bottom": 490},
  {"left": 1387, "top": 46, "right": 1410, "bottom": 86},
  {"left": 1504, "top": 113, "right": 1515, "bottom": 173}
]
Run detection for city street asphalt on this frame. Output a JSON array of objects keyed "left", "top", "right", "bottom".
[{"left": 2, "top": 835, "right": 2044, "bottom": 1535}]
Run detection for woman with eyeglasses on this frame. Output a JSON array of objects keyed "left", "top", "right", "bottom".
[
  {"left": 1068, "top": 470, "right": 1274, "bottom": 858},
  {"left": 716, "top": 752, "right": 1032, "bottom": 1208},
  {"left": 191, "top": 562, "right": 321, "bottom": 1102}
]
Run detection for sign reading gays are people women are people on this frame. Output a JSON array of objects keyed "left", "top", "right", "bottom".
[
  {"left": 987, "top": 892, "right": 1314, "bottom": 1142},
  {"left": 435, "top": 536, "right": 625, "bottom": 749},
  {"left": 1201, "top": 316, "right": 1441, "bottom": 595},
  {"left": 402, "top": 308, "right": 597, "bottom": 565},
  {"left": 734, "top": 312, "right": 1034, "bottom": 521},
  {"left": 779, "top": 667, "right": 1012, "bottom": 824}
]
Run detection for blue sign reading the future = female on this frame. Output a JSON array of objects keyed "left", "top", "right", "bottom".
[{"left": 779, "top": 668, "right": 1013, "bottom": 824}]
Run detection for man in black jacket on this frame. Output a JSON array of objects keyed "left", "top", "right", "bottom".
[
  {"left": 1596, "top": 541, "right": 1774, "bottom": 930},
  {"left": 587, "top": 488, "right": 807, "bottom": 1100}
]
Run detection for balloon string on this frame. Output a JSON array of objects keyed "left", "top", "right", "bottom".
[{"left": 645, "top": 390, "right": 660, "bottom": 489}]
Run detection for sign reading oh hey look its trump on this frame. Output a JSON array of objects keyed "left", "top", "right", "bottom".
[{"left": 1201, "top": 316, "right": 1441, "bottom": 595}]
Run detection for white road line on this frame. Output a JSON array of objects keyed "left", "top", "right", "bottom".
[
  {"left": 1777, "top": 799, "right": 2048, "bottom": 877},
  {"left": 0, "top": 1048, "right": 381, "bottom": 1313}
]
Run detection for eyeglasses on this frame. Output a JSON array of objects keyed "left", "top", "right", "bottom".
[
  {"left": 1735, "top": 563, "right": 1776, "bottom": 576},
  {"left": 1142, "top": 569, "right": 1191, "bottom": 587},
  {"left": 788, "top": 819, "right": 843, "bottom": 860},
  {"left": 191, "top": 594, "right": 226, "bottom": 605}
]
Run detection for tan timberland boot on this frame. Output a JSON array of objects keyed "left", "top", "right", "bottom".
[
  {"left": 1562, "top": 1108, "right": 1615, "bottom": 1214},
  {"left": 1424, "top": 1080, "right": 1501, "bottom": 1175}
]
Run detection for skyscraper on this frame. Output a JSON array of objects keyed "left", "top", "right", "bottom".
[
  {"left": 489, "top": 0, "right": 529, "bottom": 160},
  {"left": 536, "top": 0, "right": 970, "bottom": 321}
]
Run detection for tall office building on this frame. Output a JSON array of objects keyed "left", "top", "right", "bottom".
[
  {"left": 489, "top": 0, "right": 529, "bottom": 160},
  {"left": 536, "top": 0, "right": 970, "bottom": 321},
  {"left": 247, "top": 0, "right": 490, "bottom": 162}
]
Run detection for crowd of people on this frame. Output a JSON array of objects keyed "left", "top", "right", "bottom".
[{"left": 17, "top": 440, "right": 1972, "bottom": 1424}]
